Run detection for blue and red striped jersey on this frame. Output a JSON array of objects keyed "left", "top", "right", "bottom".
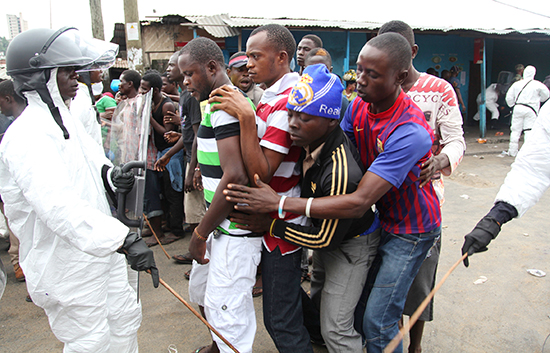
[{"left": 341, "top": 91, "right": 441, "bottom": 234}]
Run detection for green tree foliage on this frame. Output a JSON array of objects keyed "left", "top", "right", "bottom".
[{"left": 0, "top": 37, "right": 9, "bottom": 54}]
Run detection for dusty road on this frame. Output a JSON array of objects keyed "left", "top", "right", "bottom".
[{"left": 1, "top": 127, "right": 550, "bottom": 352}]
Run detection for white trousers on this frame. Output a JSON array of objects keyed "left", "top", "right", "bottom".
[
  {"left": 189, "top": 233, "right": 262, "bottom": 353},
  {"left": 41, "top": 254, "right": 141, "bottom": 353},
  {"left": 473, "top": 101, "right": 499, "bottom": 121},
  {"left": 509, "top": 105, "right": 537, "bottom": 156}
]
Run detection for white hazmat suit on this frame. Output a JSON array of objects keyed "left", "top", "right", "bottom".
[
  {"left": 0, "top": 68, "right": 142, "bottom": 352},
  {"left": 70, "top": 81, "right": 103, "bottom": 145},
  {"left": 473, "top": 83, "right": 500, "bottom": 122},
  {"left": 505, "top": 65, "right": 550, "bottom": 156},
  {"left": 495, "top": 101, "right": 550, "bottom": 216}
]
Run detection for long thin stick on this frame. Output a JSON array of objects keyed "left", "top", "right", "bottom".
[
  {"left": 383, "top": 252, "right": 468, "bottom": 353},
  {"left": 142, "top": 214, "right": 171, "bottom": 259},
  {"left": 157, "top": 276, "right": 240, "bottom": 353}
]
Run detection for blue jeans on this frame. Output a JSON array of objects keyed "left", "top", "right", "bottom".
[
  {"left": 363, "top": 226, "right": 441, "bottom": 353},
  {"left": 262, "top": 245, "right": 313, "bottom": 353}
]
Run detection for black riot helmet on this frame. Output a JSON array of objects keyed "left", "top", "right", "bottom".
[
  {"left": 6, "top": 27, "right": 118, "bottom": 75},
  {"left": 6, "top": 27, "right": 118, "bottom": 139}
]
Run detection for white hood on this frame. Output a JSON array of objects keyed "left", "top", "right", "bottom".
[{"left": 523, "top": 65, "right": 536, "bottom": 81}]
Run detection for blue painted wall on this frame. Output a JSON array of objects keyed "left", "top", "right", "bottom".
[
  {"left": 290, "top": 30, "right": 369, "bottom": 78},
  {"left": 490, "top": 38, "right": 550, "bottom": 81},
  {"left": 226, "top": 30, "right": 482, "bottom": 113},
  {"left": 414, "top": 34, "right": 475, "bottom": 112},
  {"left": 225, "top": 30, "right": 369, "bottom": 78}
]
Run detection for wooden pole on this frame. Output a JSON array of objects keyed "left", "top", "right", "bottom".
[
  {"left": 123, "top": 0, "right": 143, "bottom": 72},
  {"left": 89, "top": 0, "right": 105, "bottom": 40},
  {"left": 149, "top": 272, "right": 240, "bottom": 353},
  {"left": 383, "top": 253, "right": 468, "bottom": 353},
  {"left": 142, "top": 214, "right": 171, "bottom": 259}
]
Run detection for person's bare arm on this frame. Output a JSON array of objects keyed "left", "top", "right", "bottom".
[
  {"left": 150, "top": 102, "right": 176, "bottom": 135},
  {"left": 164, "top": 131, "right": 182, "bottom": 144},
  {"left": 163, "top": 110, "right": 181, "bottom": 126},
  {"left": 184, "top": 123, "right": 200, "bottom": 192},
  {"left": 154, "top": 136, "right": 183, "bottom": 172},
  {"left": 225, "top": 171, "right": 392, "bottom": 219},
  {"left": 162, "top": 91, "right": 180, "bottom": 102},
  {"left": 189, "top": 135, "right": 249, "bottom": 264},
  {"left": 419, "top": 153, "right": 450, "bottom": 188},
  {"left": 419, "top": 81, "right": 465, "bottom": 186},
  {"left": 239, "top": 110, "right": 286, "bottom": 183},
  {"left": 100, "top": 107, "right": 115, "bottom": 120},
  {"left": 452, "top": 83, "right": 465, "bottom": 112}
]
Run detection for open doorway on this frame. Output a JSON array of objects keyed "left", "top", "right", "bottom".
[{"left": 467, "top": 61, "right": 480, "bottom": 127}]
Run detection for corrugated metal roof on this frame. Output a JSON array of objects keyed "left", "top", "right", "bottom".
[
  {"left": 412, "top": 25, "right": 550, "bottom": 36},
  {"left": 144, "top": 14, "right": 550, "bottom": 37},
  {"left": 112, "top": 58, "right": 129, "bottom": 69},
  {"left": 222, "top": 17, "right": 384, "bottom": 30},
  {"left": 223, "top": 16, "right": 550, "bottom": 36},
  {"left": 186, "top": 14, "right": 240, "bottom": 38}
]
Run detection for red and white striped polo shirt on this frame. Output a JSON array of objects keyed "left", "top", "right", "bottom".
[{"left": 256, "top": 72, "right": 307, "bottom": 255}]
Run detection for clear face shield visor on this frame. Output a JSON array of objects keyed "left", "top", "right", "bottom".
[
  {"left": 28, "top": 27, "right": 119, "bottom": 73},
  {"left": 70, "top": 29, "right": 119, "bottom": 72}
]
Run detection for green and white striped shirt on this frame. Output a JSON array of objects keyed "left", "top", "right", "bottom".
[{"left": 197, "top": 101, "right": 252, "bottom": 236}]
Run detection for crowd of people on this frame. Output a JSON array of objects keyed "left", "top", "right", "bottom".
[{"left": 1, "top": 18, "right": 549, "bottom": 353}]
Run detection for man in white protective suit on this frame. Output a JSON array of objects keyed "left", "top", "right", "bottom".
[
  {"left": 70, "top": 69, "right": 104, "bottom": 145},
  {"left": 462, "top": 101, "right": 550, "bottom": 266},
  {"left": 0, "top": 27, "right": 159, "bottom": 353},
  {"left": 473, "top": 83, "right": 500, "bottom": 122},
  {"left": 504, "top": 65, "right": 549, "bottom": 157}
]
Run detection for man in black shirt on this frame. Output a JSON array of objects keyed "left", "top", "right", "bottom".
[
  {"left": 156, "top": 53, "right": 205, "bottom": 262},
  {"left": 140, "top": 70, "right": 182, "bottom": 245}
]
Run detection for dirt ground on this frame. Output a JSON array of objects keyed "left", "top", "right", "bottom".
[{"left": 2, "top": 126, "right": 550, "bottom": 352}]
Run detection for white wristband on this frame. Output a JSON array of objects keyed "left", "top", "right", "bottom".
[
  {"left": 305, "top": 197, "right": 314, "bottom": 218},
  {"left": 278, "top": 195, "right": 287, "bottom": 219}
]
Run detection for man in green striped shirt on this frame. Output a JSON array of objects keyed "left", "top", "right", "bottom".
[{"left": 180, "top": 37, "right": 262, "bottom": 353}]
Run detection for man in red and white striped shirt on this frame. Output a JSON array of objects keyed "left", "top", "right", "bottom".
[{"left": 210, "top": 24, "right": 313, "bottom": 353}]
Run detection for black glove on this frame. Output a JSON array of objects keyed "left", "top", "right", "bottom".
[
  {"left": 111, "top": 166, "right": 135, "bottom": 194},
  {"left": 118, "top": 232, "right": 159, "bottom": 288},
  {"left": 461, "top": 216, "right": 501, "bottom": 267}
]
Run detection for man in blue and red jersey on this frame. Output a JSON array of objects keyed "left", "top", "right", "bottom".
[
  {"left": 223, "top": 32, "right": 441, "bottom": 353},
  {"left": 378, "top": 20, "right": 466, "bottom": 353}
]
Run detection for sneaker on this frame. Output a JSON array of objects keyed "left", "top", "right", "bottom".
[{"left": 14, "top": 263, "right": 25, "bottom": 282}]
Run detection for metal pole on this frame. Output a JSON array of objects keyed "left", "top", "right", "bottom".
[
  {"left": 344, "top": 31, "right": 350, "bottom": 73},
  {"left": 480, "top": 38, "right": 487, "bottom": 138},
  {"left": 238, "top": 30, "right": 242, "bottom": 52}
]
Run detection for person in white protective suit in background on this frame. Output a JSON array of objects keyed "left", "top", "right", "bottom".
[
  {"left": 504, "top": 65, "right": 549, "bottom": 157},
  {"left": 473, "top": 83, "right": 500, "bottom": 122},
  {"left": 70, "top": 69, "right": 104, "bottom": 145},
  {"left": 0, "top": 27, "right": 159, "bottom": 353},
  {"left": 462, "top": 101, "right": 550, "bottom": 267}
]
